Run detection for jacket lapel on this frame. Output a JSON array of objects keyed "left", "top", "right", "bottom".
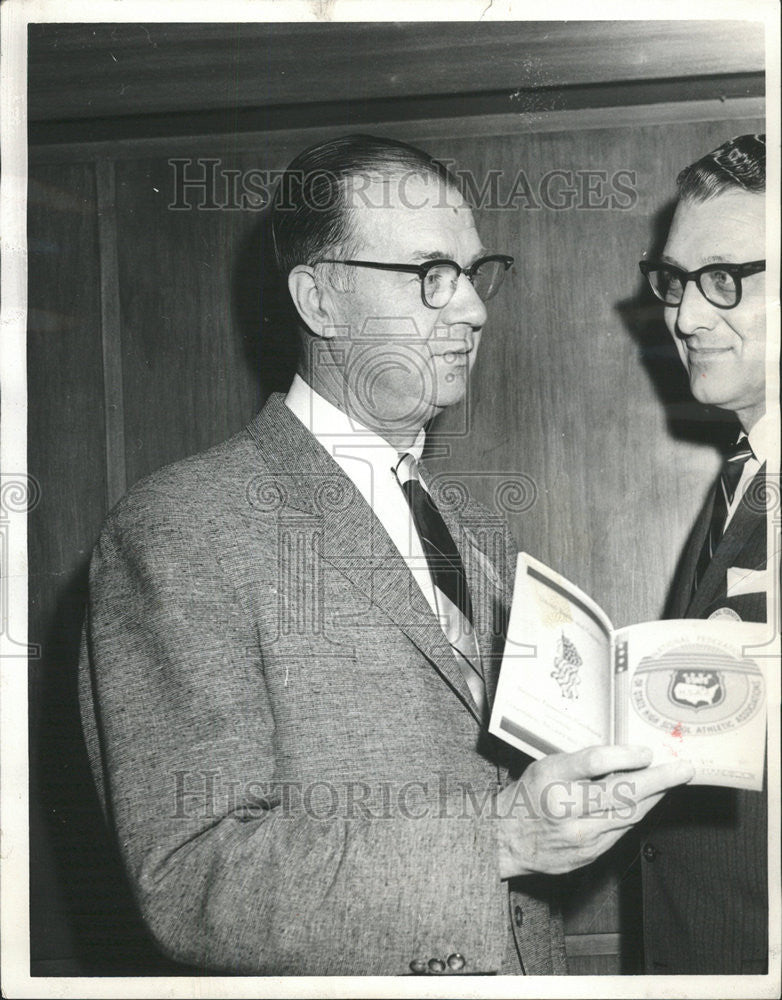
[
  {"left": 440, "top": 509, "right": 506, "bottom": 707},
  {"left": 687, "top": 464, "right": 767, "bottom": 618},
  {"left": 322, "top": 513, "right": 485, "bottom": 723},
  {"left": 245, "top": 396, "right": 483, "bottom": 722},
  {"left": 668, "top": 486, "right": 715, "bottom": 618},
  {"left": 420, "top": 461, "right": 508, "bottom": 709}
]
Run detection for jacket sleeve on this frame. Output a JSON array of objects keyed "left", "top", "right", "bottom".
[{"left": 79, "top": 496, "right": 510, "bottom": 976}]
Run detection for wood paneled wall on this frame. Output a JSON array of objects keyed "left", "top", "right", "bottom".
[
  {"left": 28, "top": 21, "right": 763, "bottom": 124},
  {"left": 27, "top": 99, "right": 764, "bottom": 975}
]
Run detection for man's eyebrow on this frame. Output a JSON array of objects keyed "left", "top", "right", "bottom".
[
  {"left": 409, "top": 248, "right": 491, "bottom": 264},
  {"left": 410, "top": 249, "right": 454, "bottom": 262},
  {"left": 701, "top": 254, "right": 743, "bottom": 264},
  {"left": 658, "top": 252, "right": 741, "bottom": 267}
]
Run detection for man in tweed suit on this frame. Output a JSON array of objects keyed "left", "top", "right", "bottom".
[
  {"left": 637, "top": 134, "right": 771, "bottom": 973},
  {"left": 80, "top": 134, "right": 691, "bottom": 975}
]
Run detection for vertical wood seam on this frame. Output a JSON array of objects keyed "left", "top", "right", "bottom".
[{"left": 95, "top": 158, "right": 127, "bottom": 508}]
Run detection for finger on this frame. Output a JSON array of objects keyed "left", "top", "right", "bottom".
[
  {"left": 586, "top": 763, "right": 693, "bottom": 829},
  {"left": 540, "top": 744, "right": 653, "bottom": 782},
  {"left": 577, "top": 760, "right": 693, "bottom": 819},
  {"left": 611, "top": 759, "right": 695, "bottom": 802},
  {"left": 596, "top": 790, "right": 668, "bottom": 833}
]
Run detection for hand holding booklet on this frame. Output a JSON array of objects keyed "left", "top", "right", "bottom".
[{"left": 489, "top": 553, "right": 773, "bottom": 791}]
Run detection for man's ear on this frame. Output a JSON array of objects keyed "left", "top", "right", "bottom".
[{"left": 288, "top": 266, "right": 336, "bottom": 339}]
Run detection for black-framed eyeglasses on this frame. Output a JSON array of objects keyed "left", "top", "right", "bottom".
[
  {"left": 639, "top": 259, "right": 765, "bottom": 309},
  {"left": 314, "top": 254, "right": 515, "bottom": 309}
]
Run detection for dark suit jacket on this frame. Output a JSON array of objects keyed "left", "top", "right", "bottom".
[
  {"left": 642, "top": 465, "right": 769, "bottom": 974},
  {"left": 79, "top": 393, "right": 567, "bottom": 976}
]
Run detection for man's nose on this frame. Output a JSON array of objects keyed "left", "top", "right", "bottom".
[
  {"left": 443, "top": 272, "right": 488, "bottom": 328},
  {"left": 673, "top": 277, "right": 718, "bottom": 337}
]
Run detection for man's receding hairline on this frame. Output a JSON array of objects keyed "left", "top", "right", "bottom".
[
  {"left": 272, "top": 134, "right": 468, "bottom": 278},
  {"left": 679, "top": 186, "right": 766, "bottom": 205},
  {"left": 340, "top": 168, "right": 468, "bottom": 253},
  {"left": 342, "top": 166, "right": 465, "bottom": 199}
]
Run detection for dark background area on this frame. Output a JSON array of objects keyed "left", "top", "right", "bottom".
[{"left": 26, "top": 19, "right": 764, "bottom": 976}]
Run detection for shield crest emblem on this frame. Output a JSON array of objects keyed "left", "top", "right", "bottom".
[{"left": 669, "top": 669, "right": 725, "bottom": 711}]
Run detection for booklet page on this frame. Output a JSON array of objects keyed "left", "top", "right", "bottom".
[
  {"left": 490, "top": 552, "right": 614, "bottom": 757},
  {"left": 615, "top": 619, "right": 771, "bottom": 791}
]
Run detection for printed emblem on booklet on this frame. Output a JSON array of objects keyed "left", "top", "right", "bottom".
[{"left": 631, "top": 642, "right": 764, "bottom": 737}]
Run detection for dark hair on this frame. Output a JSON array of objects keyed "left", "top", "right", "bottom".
[
  {"left": 271, "top": 134, "right": 459, "bottom": 279},
  {"left": 676, "top": 133, "right": 765, "bottom": 202}
]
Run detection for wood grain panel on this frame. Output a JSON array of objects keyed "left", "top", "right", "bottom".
[
  {"left": 566, "top": 932, "right": 622, "bottom": 956},
  {"left": 29, "top": 76, "right": 765, "bottom": 149},
  {"left": 30, "top": 95, "right": 765, "bottom": 164},
  {"left": 114, "top": 155, "right": 269, "bottom": 487},
  {"left": 28, "top": 22, "right": 764, "bottom": 123},
  {"left": 95, "top": 159, "right": 128, "bottom": 507},
  {"left": 566, "top": 953, "right": 622, "bottom": 975},
  {"left": 27, "top": 163, "right": 195, "bottom": 975},
  {"left": 27, "top": 161, "right": 106, "bottom": 969}
]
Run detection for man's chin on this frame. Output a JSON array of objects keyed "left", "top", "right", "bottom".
[
  {"left": 690, "top": 384, "right": 727, "bottom": 410},
  {"left": 687, "top": 363, "right": 735, "bottom": 408},
  {"left": 433, "top": 381, "right": 469, "bottom": 412},
  {"left": 688, "top": 380, "right": 750, "bottom": 417}
]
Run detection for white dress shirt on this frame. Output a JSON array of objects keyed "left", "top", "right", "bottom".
[
  {"left": 285, "top": 374, "right": 440, "bottom": 620},
  {"left": 726, "top": 411, "right": 773, "bottom": 529}
]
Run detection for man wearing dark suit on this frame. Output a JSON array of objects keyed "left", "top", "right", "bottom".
[
  {"left": 638, "top": 134, "right": 771, "bottom": 973},
  {"left": 80, "top": 134, "right": 691, "bottom": 975}
]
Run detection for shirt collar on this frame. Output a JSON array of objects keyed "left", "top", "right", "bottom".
[
  {"left": 746, "top": 411, "right": 773, "bottom": 466},
  {"left": 284, "top": 373, "right": 426, "bottom": 462}
]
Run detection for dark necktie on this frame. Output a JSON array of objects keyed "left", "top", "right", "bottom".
[
  {"left": 394, "top": 454, "right": 486, "bottom": 717},
  {"left": 693, "top": 435, "right": 754, "bottom": 594}
]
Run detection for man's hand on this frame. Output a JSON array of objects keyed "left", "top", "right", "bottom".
[{"left": 496, "top": 745, "right": 694, "bottom": 878}]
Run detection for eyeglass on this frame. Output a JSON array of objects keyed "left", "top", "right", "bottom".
[
  {"left": 639, "top": 259, "right": 765, "bottom": 309},
  {"left": 314, "top": 254, "right": 515, "bottom": 309}
]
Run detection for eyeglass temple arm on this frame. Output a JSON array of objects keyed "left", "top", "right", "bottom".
[{"left": 316, "top": 259, "right": 424, "bottom": 275}]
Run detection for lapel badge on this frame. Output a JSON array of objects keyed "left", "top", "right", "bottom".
[{"left": 708, "top": 606, "right": 743, "bottom": 621}]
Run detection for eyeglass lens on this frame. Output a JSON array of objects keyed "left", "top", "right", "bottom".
[
  {"left": 423, "top": 264, "right": 459, "bottom": 308},
  {"left": 422, "top": 259, "right": 507, "bottom": 308},
  {"left": 651, "top": 266, "right": 738, "bottom": 307},
  {"left": 471, "top": 259, "right": 506, "bottom": 302}
]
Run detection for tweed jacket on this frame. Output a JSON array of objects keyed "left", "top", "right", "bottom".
[
  {"left": 79, "top": 392, "right": 567, "bottom": 976},
  {"left": 642, "top": 465, "right": 769, "bottom": 974}
]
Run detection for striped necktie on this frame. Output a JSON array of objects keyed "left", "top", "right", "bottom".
[
  {"left": 693, "top": 435, "right": 754, "bottom": 594},
  {"left": 394, "top": 454, "right": 486, "bottom": 718}
]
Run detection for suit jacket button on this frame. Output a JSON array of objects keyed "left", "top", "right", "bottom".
[
  {"left": 514, "top": 904, "right": 523, "bottom": 927},
  {"left": 643, "top": 843, "right": 658, "bottom": 862},
  {"left": 409, "top": 959, "right": 427, "bottom": 974},
  {"left": 447, "top": 953, "right": 466, "bottom": 971},
  {"left": 428, "top": 958, "right": 446, "bottom": 973}
]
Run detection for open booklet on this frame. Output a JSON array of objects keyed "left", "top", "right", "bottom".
[{"left": 489, "top": 553, "right": 773, "bottom": 791}]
